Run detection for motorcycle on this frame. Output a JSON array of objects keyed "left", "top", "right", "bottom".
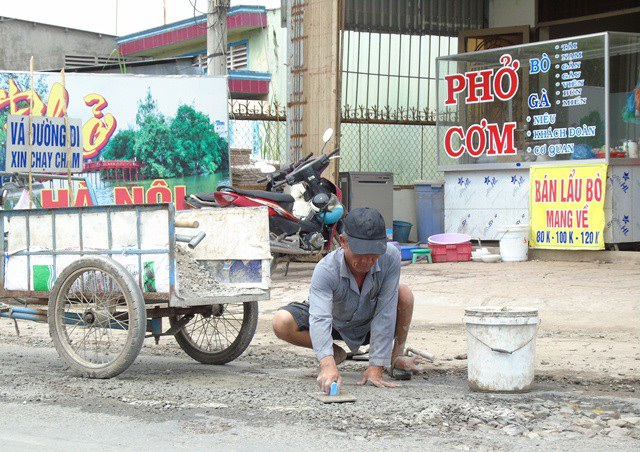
[{"left": 186, "top": 129, "right": 344, "bottom": 271}]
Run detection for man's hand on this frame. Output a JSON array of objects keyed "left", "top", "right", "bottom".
[
  {"left": 317, "top": 356, "right": 342, "bottom": 393},
  {"left": 357, "top": 366, "right": 400, "bottom": 388}
]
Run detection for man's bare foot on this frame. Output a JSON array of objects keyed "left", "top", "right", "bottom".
[
  {"left": 333, "top": 343, "right": 347, "bottom": 365},
  {"left": 392, "top": 355, "right": 428, "bottom": 373}
]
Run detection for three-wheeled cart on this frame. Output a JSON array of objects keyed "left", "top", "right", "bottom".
[{"left": 0, "top": 204, "right": 270, "bottom": 378}]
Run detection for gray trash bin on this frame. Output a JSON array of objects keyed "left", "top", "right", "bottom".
[{"left": 414, "top": 180, "right": 444, "bottom": 243}]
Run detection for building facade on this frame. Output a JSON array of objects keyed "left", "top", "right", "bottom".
[
  {"left": 116, "top": 5, "right": 286, "bottom": 103},
  {"left": 0, "top": 16, "right": 118, "bottom": 71}
]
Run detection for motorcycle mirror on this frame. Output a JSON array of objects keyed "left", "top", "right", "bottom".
[
  {"left": 322, "top": 128, "right": 334, "bottom": 143},
  {"left": 254, "top": 161, "right": 276, "bottom": 174},
  {"left": 260, "top": 163, "right": 276, "bottom": 173},
  {"left": 320, "top": 128, "right": 334, "bottom": 154}
]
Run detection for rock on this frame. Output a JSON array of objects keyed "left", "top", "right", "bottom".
[
  {"left": 454, "top": 354, "right": 467, "bottom": 360},
  {"left": 621, "top": 416, "right": 640, "bottom": 425},
  {"left": 572, "top": 427, "right": 592, "bottom": 436},
  {"left": 572, "top": 418, "right": 593, "bottom": 428},
  {"left": 589, "top": 424, "right": 604, "bottom": 432},
  {"left": 608, "top": 419, "right": 629, "bottom": 428},
  {"left": 559, "top": 406, "right": 573, "bottom": 414},
  {"left": 561, "top": 432, "right": 582, "bottom": 439},
  {"left": 503, "top": 425, "right": 527, "bottom": 436},
  {"left": 607, "top": 427, "right": 629, "bottom": 438},
  {"left": 468, "top": 418, "right": 483, "bottom": 427}
]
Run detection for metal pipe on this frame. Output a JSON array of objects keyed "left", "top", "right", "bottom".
[
  {"left": 0, "top": 311, "right": 47, "bottom": 323},
  {"left": 188, "top": 231, "right": 206, "bottom": 249},
  {"left": 270, "top": 243, "right": 315, "bottom": 255},
  {"left": 176, "top": 234, "right": 194, "bottom": 243},
  {"left": 4, "top": 306, "right": 47, "bottom": 315},
  {"left": 604, "top": 33, "right": 610, "bottom": 159},
  {"left": 0, "top": 171, "right": 87, "bottom": 181}
]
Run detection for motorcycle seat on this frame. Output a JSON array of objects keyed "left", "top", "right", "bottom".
[
  {"left": 191, "top": 192, "right": 217, "bottom": 203},
  {"left": 233, "top": 189, "right": 295, "bottom": 205}
]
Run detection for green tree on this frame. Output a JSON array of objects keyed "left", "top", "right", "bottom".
[
  {"left": 170, "top": 104, "right": 228, "bottom": 175},
  {"left": 105, "top": 91, "right": 230, "bottom": 179},
  {"left": 134, "top": 115, "right": 177, "bottom": 179},
  {"left": 102, "top": 129, "right": 136, "bottom": 160},
  {"left": 136, "top": 88, "right": 162, "bottom": 127}
]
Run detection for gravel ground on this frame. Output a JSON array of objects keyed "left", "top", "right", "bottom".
[{"left": 0, "top": 258, "right": 638, "bottom": 450}]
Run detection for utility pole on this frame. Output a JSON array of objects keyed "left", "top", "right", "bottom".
[{"left": 207, "top": 0, "right": 229, "bottom": 75}]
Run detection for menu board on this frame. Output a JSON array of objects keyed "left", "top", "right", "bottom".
[
  {"left": 440, "top": 35, "right": 605, "bottom": 162},
  {"left": 525, "top": 40, "right": 598, "bottom": 159}
]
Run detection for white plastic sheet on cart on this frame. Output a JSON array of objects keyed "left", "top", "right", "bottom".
[
  {"left": 3, "top": 205, "right": 271, "bottom": 294},
  {"left": 4, "top": 207, "right": 171, "bottom": 293}
]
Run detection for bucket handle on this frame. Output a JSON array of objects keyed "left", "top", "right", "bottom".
[
  {"left": 497, "top": 226, "right": 529, "bottom": 242},
  {"left": 467, "top": 321, "right": 541, "bottom": 354}
]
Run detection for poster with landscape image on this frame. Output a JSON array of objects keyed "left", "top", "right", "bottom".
[{"left": 0, "top": 71, "right": 229, "bottom": 208}]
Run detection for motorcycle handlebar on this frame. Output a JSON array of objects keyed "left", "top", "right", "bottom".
[
  {"left": 273, "top": 178, "right": 287, "bottom": 189},
  {"left": 268, "top": 149, "right": 339, "bottom": 189},
  {"left": 257, "top": 152, "right": 314, "bottom": 185}
]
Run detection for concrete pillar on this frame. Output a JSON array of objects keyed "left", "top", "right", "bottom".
[
  {"left": 300, "top": 0, "right": 342, "bottom": 184},
  {"left": 207, "top": 0, "right": 228, "bottom": 76}
]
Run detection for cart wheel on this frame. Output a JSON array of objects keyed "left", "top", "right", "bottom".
[
  {"left": 48, "top": 257, "right": 146, "bottom": 379},
  {"left": 170, "top": 301, "right": 258, "bottom": 365}
]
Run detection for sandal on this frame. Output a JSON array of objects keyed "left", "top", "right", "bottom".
[{"left": 346, "top": 347, "right": 369, "bottom": 361}]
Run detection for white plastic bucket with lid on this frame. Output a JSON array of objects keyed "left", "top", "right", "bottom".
[
  {"left": 498, "top": 224, "right": 529, "bottom": 262},
  {"left": 463, "top": 307, "right": 540, "bottom": 393}
]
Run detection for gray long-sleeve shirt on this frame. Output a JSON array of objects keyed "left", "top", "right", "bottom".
[{"left": 308, "top": 243, "right": 401, "bottom": 367}]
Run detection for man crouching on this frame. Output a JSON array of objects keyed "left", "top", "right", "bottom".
[{"left": 272, "top": 207, "right": 425, "bottom": 393}]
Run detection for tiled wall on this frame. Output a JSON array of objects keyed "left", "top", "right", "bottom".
[
  {"left": 606, "top": 165, "right": 640, "bottom": 243},
  {"left": 444, "top": 165, "right": 639, "bottom": 243},
  {"left": 444, "top": 169, "right": 529, "bottom": 240}
]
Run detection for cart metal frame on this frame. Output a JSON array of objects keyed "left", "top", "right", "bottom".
[{"left": 0, "top": 203, "right": 269, "bottom": 378}]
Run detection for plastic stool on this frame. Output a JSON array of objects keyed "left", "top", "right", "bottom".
[{"left": 411, "top": 248, "right": 432, "bottom": 264}]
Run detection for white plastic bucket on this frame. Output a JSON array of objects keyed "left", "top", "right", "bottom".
[
  {"left": 498, "top": 224, "right": 529, "bottom": 262},
  {"left": 463, "top": 307, "right": 540, "bottom": 393}
]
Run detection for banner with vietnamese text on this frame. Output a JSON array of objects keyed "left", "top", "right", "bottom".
[{"left": 530, "top": 164, "right": 607, "bottom": 249}]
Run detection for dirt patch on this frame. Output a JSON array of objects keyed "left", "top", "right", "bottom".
[{"left": 0, "top": 258, "right": 638, "bottom": 449}]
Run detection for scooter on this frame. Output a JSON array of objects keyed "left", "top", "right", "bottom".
[{"left": 187, "top": 129, "right": 344, "bottom": 271}]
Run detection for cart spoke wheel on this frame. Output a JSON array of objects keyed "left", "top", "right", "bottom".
[
  {"left": 170, "top": 301, "right": 258, "bottom": 365},
  {"left": 48, "top": 257, "right": 146, "bottom": 379}
]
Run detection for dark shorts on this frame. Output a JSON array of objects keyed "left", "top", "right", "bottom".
[{"left": 279, "top": 301, "right": 371, "bottom": 345}]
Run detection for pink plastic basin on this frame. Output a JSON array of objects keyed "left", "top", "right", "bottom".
[{"left": 427, "top": 233, "right": 472, "bottom": 245}]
